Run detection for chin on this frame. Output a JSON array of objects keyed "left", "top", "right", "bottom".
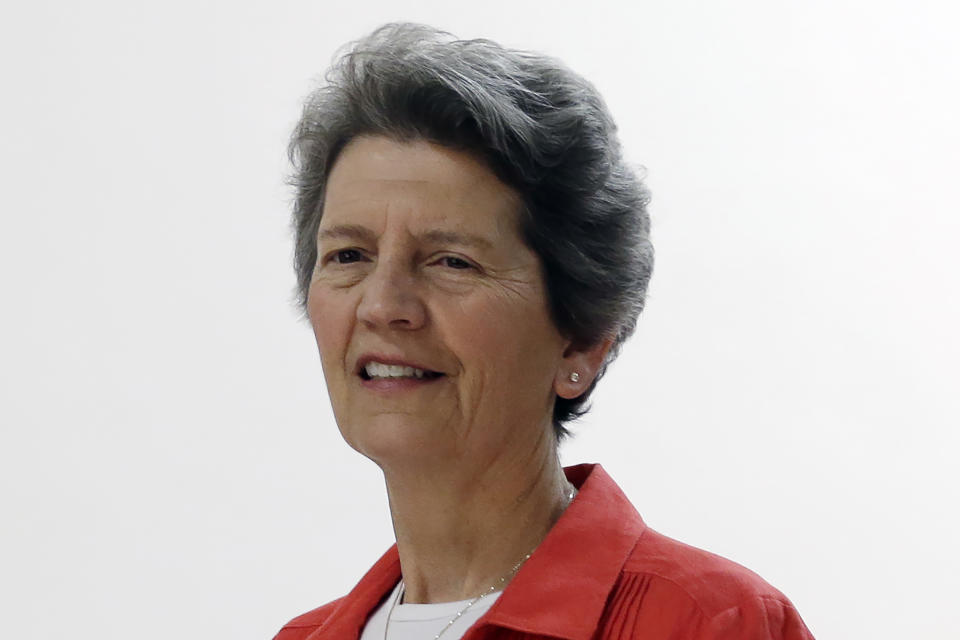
[{"left": 342, "top": 414, "right": 452, "bottom": 468}]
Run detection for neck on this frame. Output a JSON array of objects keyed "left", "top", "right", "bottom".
[{"left": 381, "top": 436, "right": 571, "bottom": 604}]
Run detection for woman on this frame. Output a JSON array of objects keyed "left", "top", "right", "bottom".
[{"left": 274, "top": 23, "right": 814, "bottom": 640}]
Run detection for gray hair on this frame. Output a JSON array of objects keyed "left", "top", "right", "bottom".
[{"left": 289, "top": 23, "right": 654, "bottom": 439}]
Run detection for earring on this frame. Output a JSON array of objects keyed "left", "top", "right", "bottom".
[{"left": 569, "top": 372, "right": 580, "bottom": 383}]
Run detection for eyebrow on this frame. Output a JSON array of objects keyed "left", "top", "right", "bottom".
[
  {"left": 420, "top": 229, "right": 493, "bottom": 249},
  {"left": 317, "top": 224, "right": 376, "bottom": 243},
  {"left": 317, "top": 225, "right": 493, "bottom": 250}
]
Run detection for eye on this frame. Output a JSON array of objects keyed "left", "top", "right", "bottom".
[
  {"left": 436, "top": 255, "right": 474, "bottom": 270},
  {"left": 330, "top": 248, "right": 366, "bottom": 264}
]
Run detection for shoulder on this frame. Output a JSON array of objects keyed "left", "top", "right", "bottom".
[
  {"left": 604, "top": 528, "right": 814, "bottom": 639},
  {"left": 624, "top": 527, "right": 788, "bottom": 615},
  {"left": 271, "top": 598, "right": 344, "bottom": 640}
]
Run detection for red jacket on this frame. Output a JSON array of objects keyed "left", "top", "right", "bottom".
[{"left": 274, "top": 464, "right": 815, "bottom": 640}]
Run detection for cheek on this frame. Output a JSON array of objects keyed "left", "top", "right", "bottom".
[
  {"left": 307, "top": 287, "right": 351, "bottom": 365},
  {"left": 452, "top": 294, "right": 562, "bottom": 382}
]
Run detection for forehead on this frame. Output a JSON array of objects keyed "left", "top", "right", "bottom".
[{"left": 322, "top": 136, "right": 523, "bottom": 236}]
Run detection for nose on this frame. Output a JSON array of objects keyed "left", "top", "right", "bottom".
[{"left": 356, "top": 259, "right": 427, "bottom": 330}]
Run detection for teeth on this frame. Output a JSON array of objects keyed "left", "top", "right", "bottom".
[{"left": 364, "top": 362, "right": 429, "bottom": 379}]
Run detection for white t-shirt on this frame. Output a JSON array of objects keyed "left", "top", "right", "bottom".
[{"left": 360, "top": 581, "right": 502, "bottom": 640}]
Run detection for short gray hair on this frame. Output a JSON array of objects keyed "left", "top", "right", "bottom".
[{"left": 289, "top": 23, "right": 654, "bottom": 439}]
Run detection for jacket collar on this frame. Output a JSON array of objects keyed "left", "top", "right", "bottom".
[
  {"left": 478, "top": 464, "right": 646, "bottom": 639},
  {"left": 309, "top": 464, "right": 646, "bottom": 640}
]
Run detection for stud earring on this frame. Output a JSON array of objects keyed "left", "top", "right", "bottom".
[{"left": 569, "top": 372, "right": 580, "bottom": 383}]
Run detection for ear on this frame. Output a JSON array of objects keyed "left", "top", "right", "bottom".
[{"left": 554, "top": 337, "right": 615, "bottom": 399}]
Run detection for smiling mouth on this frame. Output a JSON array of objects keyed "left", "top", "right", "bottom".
[{"left": 359, "top": 362, "right": 445, "bottom": 381}]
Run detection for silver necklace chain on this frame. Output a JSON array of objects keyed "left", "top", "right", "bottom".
[
  {"left": 382, "top": 484, "right": 576, "bottom": 640},
  {"left": 387, "top": 551, "right": 531, "bottom": 640}
]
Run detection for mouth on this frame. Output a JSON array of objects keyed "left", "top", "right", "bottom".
[{"left": 357, "top": 358, "right": 445, "bottom": 382}]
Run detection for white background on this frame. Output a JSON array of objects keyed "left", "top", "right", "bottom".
[{"left": 2, "top": 1, "right": 958, "bottom": 638}]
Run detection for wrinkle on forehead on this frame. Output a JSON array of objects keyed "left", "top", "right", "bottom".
[
  {"left": 321, "top": 192, "right": 521, "bottom": 247},
  {"left": 325, "top": 176, "right": 519, "bottom": 211},
  {"left": 326, "top": 136, "right": 520, "bottom": 203},
  {"left": 321, "top": 135, "right": 526, "bottom": 246}
]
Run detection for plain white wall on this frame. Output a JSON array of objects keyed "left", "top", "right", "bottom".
[{"left": 2, "top": 1, "right": 957, "bottom": 638}]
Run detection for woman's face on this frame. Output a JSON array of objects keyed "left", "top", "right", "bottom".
[{"left": 307, "top": 136, "right": 574, "bottom": 472}]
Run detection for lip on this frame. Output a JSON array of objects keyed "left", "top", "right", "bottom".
[
  {"left": 354, "top": 353, "right": 445, "bottom": 377},
  {"left": 353, "top": 353, "right": 447, "bottom": 393}
]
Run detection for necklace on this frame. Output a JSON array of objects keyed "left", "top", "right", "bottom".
[
  {"left": 383, "top": 550, "right": 531, "bottom": 640},
  {"left": 382, "top": 484, "right": 577, "bottom": 640}
]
